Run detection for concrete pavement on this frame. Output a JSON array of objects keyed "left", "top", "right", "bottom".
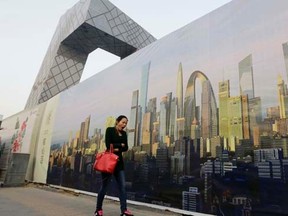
[{"left": 0, "top": 183, "right": 183, "bottom": 216}]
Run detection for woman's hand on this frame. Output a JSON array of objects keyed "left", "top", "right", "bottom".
[{"left": 114, "top": 148, "right": 119, "bottom": 152}]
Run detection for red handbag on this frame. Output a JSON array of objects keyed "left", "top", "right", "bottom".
[{"left": 94, "top": 144, "right": 119, "bottom": 174}]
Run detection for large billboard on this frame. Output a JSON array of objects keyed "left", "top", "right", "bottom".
[
  {"left": 3, "top": 0, "right": 288, "bottom": 215},
  {"left": 46, "top": 0, "right": 288, "bottom": 214}
]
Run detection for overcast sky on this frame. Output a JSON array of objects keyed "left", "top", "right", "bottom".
[{"left": 0, "top": 0, "right": 231, "bottom": 119}]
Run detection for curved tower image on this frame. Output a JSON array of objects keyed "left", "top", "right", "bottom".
[{"left": 184, "top": 71, "right": 218, "bottom": 140}]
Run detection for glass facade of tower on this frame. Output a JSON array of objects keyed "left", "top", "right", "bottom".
[
  {"left": 239, "top": 54, "right": 254, "bottom": 99},
  {"left": 219, "top": 80, "right": 230, "bottom": 138},
  {"left": 282, "top": 42, "right": 288, "bottom": 81},
  {"left": 128, "top": 90, "right": 139, "bottom": 148},
  {"left": 25, "top": 0, "right": 155, "bottom": 109}
]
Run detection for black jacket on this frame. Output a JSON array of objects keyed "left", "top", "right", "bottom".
[{"left": 105, "top": 127, "right": 128, "bottom": 171}]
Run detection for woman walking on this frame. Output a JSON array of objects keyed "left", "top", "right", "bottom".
[{"left": 94, "top": 115, "right": 134, "bottom": 216}]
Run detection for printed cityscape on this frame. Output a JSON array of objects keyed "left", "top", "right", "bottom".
[{"left": 47, "top": 41, "right": 288, "bottom": 215}]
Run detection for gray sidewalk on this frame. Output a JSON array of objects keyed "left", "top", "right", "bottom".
[{"left": 0, "top": 184, "right": 184, "bottom": 216}]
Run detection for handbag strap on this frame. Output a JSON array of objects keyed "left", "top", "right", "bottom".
[{"left": 109, "top": 144, "right": 114, "bottom": 153}]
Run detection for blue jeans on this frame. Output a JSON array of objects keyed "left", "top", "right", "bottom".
[{"left": 96, "top": 170, "right": 127, "bottom": 212}]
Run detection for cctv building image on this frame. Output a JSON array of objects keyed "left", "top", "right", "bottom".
[
  {"left": 25, "top": 0, "right": 156, "bottom": 109},
  {"left": 1, "top": 0, "right": 288, "bottom": 215}
]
